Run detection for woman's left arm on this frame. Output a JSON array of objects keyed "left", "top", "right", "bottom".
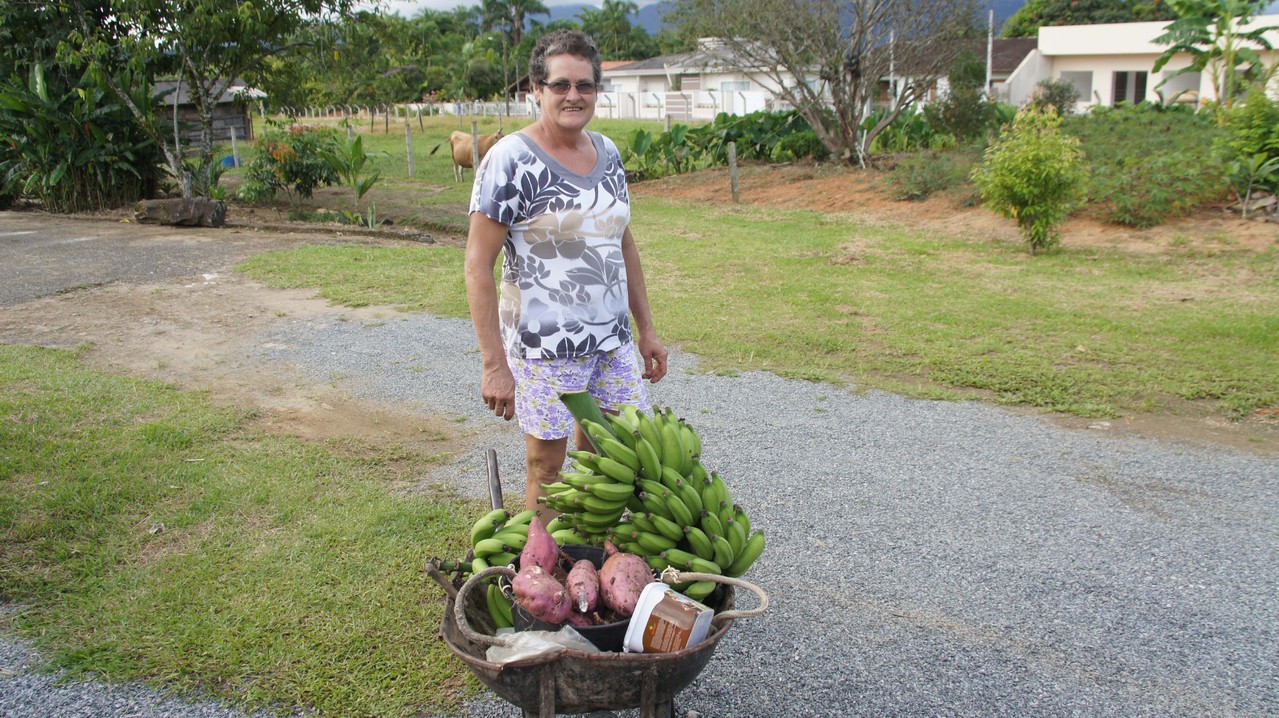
[{"left": 621, "top": 226, "right": 668, "bottom": 383}]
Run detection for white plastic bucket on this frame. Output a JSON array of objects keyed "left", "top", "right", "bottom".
[{"left": 622, "top": 582, "right": 715, "bottom": 653}]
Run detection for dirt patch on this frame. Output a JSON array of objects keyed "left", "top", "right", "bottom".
[
  {"left": 0, "top": 268, "right": 472, "bottom": 470},
  {"left": 632, "top": 163, "right": 1279, "bottom": 255}
]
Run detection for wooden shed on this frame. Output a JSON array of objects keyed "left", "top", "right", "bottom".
[{"left": 154, "top": 79, "right": 261, "bottom": 144}]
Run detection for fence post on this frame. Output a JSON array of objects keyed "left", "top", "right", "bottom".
[
  {"left": 230, "top": 126, "right": 240, "bottom": 168},
  {"left": 728, "top": 141, "right": 740, "bottom": 204},
  {"left": 383, "top": 104, "right": 390, "bottom": 134},
  {"left": 404, "top": 112, "right": 415, "bottom": 178},
  {"left": 470, "top": 120, "right": 480, "bottom": 174}
]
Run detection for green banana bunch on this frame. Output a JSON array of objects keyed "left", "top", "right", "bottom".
[{"left": 549, "top": 398, "right": 768, "bottom": 594}]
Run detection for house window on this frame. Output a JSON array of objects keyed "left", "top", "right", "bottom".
[
  {"left": 1059, "top": 72, "right": 1093, "bottom": 106},
  {"left": 721, "top": 80, "right": 750, "bottom": 93},
  {"left": 1159, "top": 70, "right": 1200, "bottom": 105},
  {"left": 1112, "top": 71, "right": 1147, "bottom": 105}
]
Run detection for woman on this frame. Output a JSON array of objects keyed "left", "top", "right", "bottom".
[{"left": 464, "top": 30, "right": 668, "bottom": 511}]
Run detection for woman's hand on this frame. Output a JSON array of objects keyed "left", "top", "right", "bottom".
[
  {"left": 481, "top": 362, "right": 517, "bottom": 420},
  {"left": 638, "top": 335, "right": 668, "bottom": 383}
]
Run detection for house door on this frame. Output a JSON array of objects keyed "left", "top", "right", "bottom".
[{"left": 1112, "top": 71, "right": 1148, "bottom": 105}]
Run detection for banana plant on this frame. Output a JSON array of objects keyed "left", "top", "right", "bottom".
[{"left": 320, "top": 133, "right": 384, "bottom": 221}]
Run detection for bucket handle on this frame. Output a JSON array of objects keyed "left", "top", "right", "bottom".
[
  {"left": 659, "top": 568, "right": 768, "bottom": 623},
  {"left": 454, "top": 565, "right": 518, "bottom": 648}
]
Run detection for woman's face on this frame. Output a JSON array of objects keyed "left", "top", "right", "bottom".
[{"left": 535, "top": 53, "right": 597, "bottom": 133}]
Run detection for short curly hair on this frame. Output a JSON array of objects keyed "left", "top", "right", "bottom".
[{"left": 528, "top": 30, "right": 602, "bottom": 88}]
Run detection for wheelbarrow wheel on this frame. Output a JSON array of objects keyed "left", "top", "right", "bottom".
[{"left": 519, "top": 699, "right": 676, "bottom": 718}]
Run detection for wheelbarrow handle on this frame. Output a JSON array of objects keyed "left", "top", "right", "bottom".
[
  {"left": 455, "top": 565, "right": 518, "bottom": 648},
  {"left": 659, "top": 569, "right": 769, "bottom": 623}
]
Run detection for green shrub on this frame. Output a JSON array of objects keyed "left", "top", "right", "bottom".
[
  {"left": 770, "top": 129, "right": 830, "bottom": 162},
  {"left": 1029, "top": 78, "right": 1081, "bottom": 116},
  {"left": 239, "top": 123, "right": 342, "bottom": 203},
  {"left": 1093, "top": 151, "right": 1227, "bottom": 227},
  {"left": 972, "top": 106, "right": 1086, "bottom": 254},
  {"left": 1065, "top": 103, "right": 1226, "bottom": 226},
  {"left": 0, "top": 64, "right": 165, "bottom": 212},
  {"left": 888, "top": 149, "right": 980, "bottom": 201},
  {"left": 925, "top": 87, "right": 998, "bottom": 142},
  {"left": 1218, "top": 85, "right": 1279, "bottom": 162}
]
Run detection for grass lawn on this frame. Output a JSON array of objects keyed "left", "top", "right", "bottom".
[{"left": 0, "top": 345, "right": 486, "bottom": 717}]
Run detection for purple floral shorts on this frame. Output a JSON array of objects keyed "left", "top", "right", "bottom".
[{"left": 508, "top": 343, "right": 651, "bottom": 440}]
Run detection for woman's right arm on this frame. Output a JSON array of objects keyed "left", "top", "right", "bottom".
[{"left": 464, "top": 211, "right": 516, "bottom": 421}]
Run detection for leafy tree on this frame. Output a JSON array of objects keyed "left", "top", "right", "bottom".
[
  {"left": 58, "top": 0, "right": 355, "bottom": 198},
  {"left": 667, "top": 0, "right": 982, "bottom": 166},
  {"left": 1002, "top": 0, "right": 1177, "bottom": 37},
  {"left": 580, "top": 0, "right": 656, "bottom": 60},
  {"left": 925, "top": 50, "right": 998, "bottom": 141},
  {"left": 972, "top": 106, "right": 1086, "bottom": 254},
  {"left": 1153, "top": 0, "right": 1279, "bottom": 112}
]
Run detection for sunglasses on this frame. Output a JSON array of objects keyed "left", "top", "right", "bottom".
[{"left": 540, "top": 80, "right": 599, "bottom": 95}]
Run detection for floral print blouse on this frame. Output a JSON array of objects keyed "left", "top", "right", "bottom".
[{"left": 469, "top": 131, "right": 633, "bottom": 359}]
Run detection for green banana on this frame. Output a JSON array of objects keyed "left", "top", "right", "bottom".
[
  {"left": 470, "top": 508, "right": 509, "bottom": 546},
  {"left": 678, "top": 419, "right": 703, "bottom": 459},
  {"left": 725, "top": 517, "right": 748, "bottom": 555},
  {"left": 626, "top": 494, "right": 647, "bottom": 514},
  {"left": 611, "top": 523, "right": 640, "bottom": 542},
  {"left": 561, "top": 470, "right": 609, "bottom": 491},
  {"left": 659, "top": 420, "right": 687, "bottom": 475},
  {"left": 575, "top": 506, "right": 625, "bottom": 528},
  {"left": 487, "top": 584, "right": 513, "bottom": 628},
  {"left": 638, "top": 478, "right": 668, "bottom": 497},
  {"left": 710, "top": 533, "right": 735, "bottom": 567},
  {"left": 724, "top": 530, "right": 765, "bottom": 577},
  {"left": 639, "top": 491, "right": 674, "bottom": 521},
  {"left": 687, "top": 557, "right": 722, "bottom": 575},
  {"left": 634, "top": 436, "right": 664, "bottom": 482},
  {"left": 645, "top": 554, "right": 670, "bottom": 572},
  {"left": 734, "top": 505, "right": 751, "bottom": 535},
  {"left": 583, "top": 480, "right": 635, "bottom": 503},
  {"left": 674, "top": 477, "right": 705, "bottom": 515},
  {"left": 594, "top": 456, "right": 638, "bottom": 484},
  {"left": 542, "top": 481, "right": 575, "bottom": 495},
  {"left": 708, "top": 471, "right": 733, "bottom": 511},
  {"left": 635, "top": 530, "right": 678, "bottom": 554},
  {"left": 682, "top": 525, "right": 715, "bottom": 560},
  {"left": 604, "top": 413, "right": 640, "bottom": 449},
  {"left": 620, "top": 403, "right": 643, "bottom": 428},
  {"left": 681, "top": 580, "right": 717, "bottom": 602},
  {"left": 492, "top": 530, "right": 529, "bottom": 552},
  {"left": 551, "top": 528, "right": 588, "bottom": 545},
  {"left": 689, "top": 460, "right": 709, "bottom": 486},
  {"left": 636, "top": 412, "right": 665, "bottom": 463},
  {"left": 472, "top": 537, "right": 509, "bottom": 559},
  {"left": 469, "top": 555, "right": 490, "bottom": 575},
  {"left": 489, "top": 551, "right": 518, "bottom": 566},
  {"left": 504, "top": 509, "right": 539, "bottom": 528},
  {"left": 580, "top": 492, "right": 630, "bottom": 515},
  {"left": 597, "top": 435, "right": 641, "bottom": 472},
  {"left": 647, "top": 512, "right": 685, "bottom": 542},
  {"left": 582, "top": 419, "right": 615, "bottom": 453},
  {"left": 659, "top": 465, "right": 685, "bottom": 492},
  {"left": 700, "top": 509, "right": 724, "bottom": 539},
  {"left": 662, "top": 489, "right": 696, "bottom": 528},
  {"left": 629, "top": 512, "right": 659, "bottom": 535},
  {"left": 568, "top": 450, "right": 602, "bottom": 472},
  {"left": 660, "top": 547, "right": 699, "bottom": 570}
]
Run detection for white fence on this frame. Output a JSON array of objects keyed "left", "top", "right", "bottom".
[{"left": 278, "top": 89, "right": 795, "bottom": 125}]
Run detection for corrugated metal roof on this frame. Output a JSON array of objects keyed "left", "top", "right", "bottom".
[{"left": 154, "top": 79, "right": 264, "bottom": 106}]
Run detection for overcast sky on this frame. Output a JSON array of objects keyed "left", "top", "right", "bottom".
[{"left": 372, "top": 0, "right": 661, "bottom": 16}]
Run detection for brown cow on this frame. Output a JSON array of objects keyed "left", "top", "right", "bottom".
[{"left": 430, "top": 129, "right": 504, "bottom": 182}]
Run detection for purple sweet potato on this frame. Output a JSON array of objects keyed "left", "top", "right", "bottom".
[
  {"left": 512, "top": 564, "right": 572, "bottom": 624},
  {"left": 520, "top": 516, "right": 558, "bottom": 574},
  {"left": 566, "top": 559, "right": 600, "bottom": 614},
  {"left": 598, "top": 551, "right": 654, "bottom": 618}
]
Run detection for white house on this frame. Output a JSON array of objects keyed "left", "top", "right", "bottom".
[
  {"left": 598, "top": 38, "right": 804, "bottom": 122},
  {"left": 1004, "top": 14, "right": 1279, "bottom": 109}
]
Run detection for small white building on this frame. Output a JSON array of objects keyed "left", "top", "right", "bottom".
[
  {"left": 1005, "top": 14, "right": 1279, "bottom": 109},
  {"left": 598, "top": 38, "right": 809, "bottom": 122}
]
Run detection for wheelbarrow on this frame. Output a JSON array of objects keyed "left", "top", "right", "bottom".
[{"left": 425, "top": 449, "right": 768, "bottom": 718}]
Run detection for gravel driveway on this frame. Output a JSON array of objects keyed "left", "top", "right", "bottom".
[{"left": 1, "top": 212, "right": 1276, "bottom": 717}]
